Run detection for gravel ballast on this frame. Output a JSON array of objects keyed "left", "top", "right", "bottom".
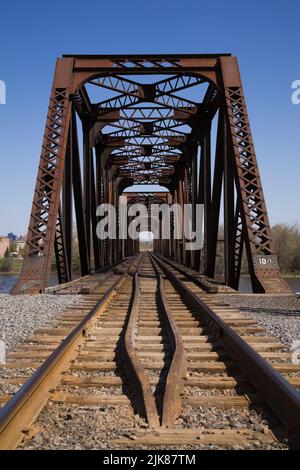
[
  {"left": 0, "top": 294, "right": 83, "bottom": 353},
  {"left": 217, "top": 294, "right": 300, "bottom": 351},
  {"left": 19, "top": 402, "right": 286, "bottom": 450}
]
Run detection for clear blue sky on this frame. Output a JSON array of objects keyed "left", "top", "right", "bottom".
[{"left": 0, "top": 0, "right": 299, "bottom": 235}]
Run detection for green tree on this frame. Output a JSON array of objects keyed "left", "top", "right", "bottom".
[
  {"left": 9, "top": 241, "right": 17, "bottom": 253},
  {"left": 0, "top": 257, "right": 13, "bottom": 273},
  {"left": 272, "top": 224, "right": 300, "bottom": 273}
]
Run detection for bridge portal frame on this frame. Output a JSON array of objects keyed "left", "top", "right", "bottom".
[{"left": 12, "top": 54, "right": 290, "bottom": 294}]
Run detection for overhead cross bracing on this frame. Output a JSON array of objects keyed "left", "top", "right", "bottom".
[{"left": 86, "top": 72, "right": 214, "bottom": 187}]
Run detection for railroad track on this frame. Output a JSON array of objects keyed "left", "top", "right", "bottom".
[{"left": 0, "top": 253, "right": 300, "bottom": 449}]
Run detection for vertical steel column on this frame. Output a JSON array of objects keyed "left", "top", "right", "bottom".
[
  {"left": 128, "top": 215, "right": 135, "bottom": 257},
  {"left": 161, "top": 213, "right": 164, "bottom": 256},
  {"left": 54, "top": 205, "right": 70, "bottom": 284},
  {"left": 83, "top": 120, "right": 92, "bottom": 270},
  {"left": 119, "top": 195, "right": 126, "bottom": 260},
  {"left": 206, "top": 110, "right": 224, "bottom": 278},
  {"left": 115, "top": 191, "right": 120, "bottom": 261},
  {"left": 174, "top": 188, "right": 180, "bottom": 263},
  {"left": 95, "top": 146, "right": 103, "bottom": 268},
  {"left": 191, "top": 145, "right": 199, "bottom": 270},
  {"left": 184, "top": 168, "right": 191, "bottom": 267},
  {"left": 232, "top": 203, "right": 244, "bottom": 290},
  {"left": 113, "top": 188, "right": 118, "bottom": 262},
  {"left": 90, "top": 153, "right": 100, "bottom": 270},
  {"left": 71, "top": 106, "right": 89, "bottom": 277},
  {"left": 202, "top": 120, "right": 212, "bottom": 275},
  {"left": 102, "top": 168, "right": 109, "bottom": 267},
  {"left": 223, "top": 118, "right": 235, "bottom": 286},
  {"left": 169, "top": 193, "right": 174, "bottom": 259},
  {"left": 178, "top": 178, "right": 185, "bottom": 265},
  {"left": 107, "top": 174, "right": 113, "bottom": 265},
  {"left": 198, "top": 145, "right": 204, "bottom": 272},
  {"left": 62, "top": 121, "right": 73, "bottom": 279}
]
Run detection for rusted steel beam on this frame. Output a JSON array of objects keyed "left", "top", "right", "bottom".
[
  {"left": 206, "top": 109, "right": 224, "bottom": 278},
  {"left": 83, "top": 120, "right": 92, "bottom": 271},
  {"left": 191, "top": 144, "right": 200, "bottom": 271},
  {"left": 12, "top": 58, "right": 74, "bottom": 294},
  {"left": 220, "top": 57, "right": 290, "bottom": 293},
  {"left": 62, "top": 121, "right": 73, "bottom": 279},
  {"left": 90, "top": 154, "right": 100, "bottom": 270},
  {"left": 223, "top": 117, "right": 235, "bottom": 286},
  {"left": 232, "top": 203, "right": 244, "bottom": 290},
  {"left": 178, "top": 178, "right": 185, "bottom": 265},
  {"left": 205, "top": 111, "right": 224, "bottom": 278},
  {"left": 184, "top": 167, "right": 191, "bottom": 267},
  {"left": 202, "top": 121, "right": 212, "bottom": 275},
  {"left": 54, "top": 205, "right": 70, "bottom": 284},
  {"left": 71, "top": 105, "right": 89, "bottom": 277}
]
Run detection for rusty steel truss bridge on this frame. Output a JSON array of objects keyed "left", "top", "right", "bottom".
[{"left": 12, "top": 54, "right": 290, "bottom": 295}]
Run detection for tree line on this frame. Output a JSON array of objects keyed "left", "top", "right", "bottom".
[
  {"left": 216, "top": 223, "right": 300, "bottom": 276},
  {"left": 271, "top": 223, "right": 300, "bottom": 273},
  {"left": 238, "top": 223, "right": 300, "bottom": 275}
]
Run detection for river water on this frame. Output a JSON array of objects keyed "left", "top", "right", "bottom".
[
  {"left": 239, "top": 277, "right": 300, "bottom": 294},
  {"left": 0, "top": 273, "right": 59, "bottom": 294},
  {"left": 1, "top": 273, "right": 299, "bottom": 295}
]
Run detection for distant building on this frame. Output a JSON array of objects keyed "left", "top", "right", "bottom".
[
  {"left": 16, "top": 239, "right": 25, "bottom": 252},
  {"left": 0, "top": 237, "right": 10, "bottom": 258},
  {"left": 7, "top": 232, "right": 17, "bottom": 241}
]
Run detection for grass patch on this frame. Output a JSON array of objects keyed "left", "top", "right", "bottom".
[{"left": 0, "top": 258, "right": 23, "bottom": 273}]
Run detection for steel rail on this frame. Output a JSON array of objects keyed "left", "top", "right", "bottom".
[
  {"left": 124, "top": 253, "right": 188, "bottom": 427},
  {"left": 44, "top": 257, "right": 130, "bottom": 294},
  {"left": 123, "top": 254, "right": 160, "bottom": 427},
  {"left": 152, "top": 253, "right": 300, "bottom": 444},
  {"left": 154, "top": 253, "right": 218, "bottom": 293},
  {"left": 0, "top": 257, "right": 139, "bottom": 450},
  {"left": 150, "top": 255, "right": 187, "bottom": 427}
]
